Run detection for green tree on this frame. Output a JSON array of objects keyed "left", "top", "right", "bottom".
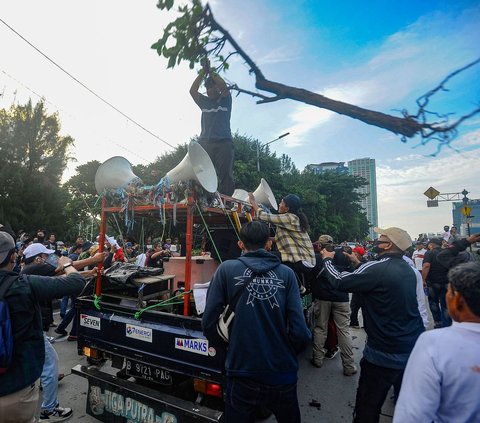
[
  {"left": 63, "top": 160, "right": 102, "bottom": 242},
  {"left": 0, "top": 100, "right": 74, "bottom": 235}
]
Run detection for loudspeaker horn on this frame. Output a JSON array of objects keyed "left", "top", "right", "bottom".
[
  {"left": 94, "top": 156, "right": 142, "bottom": 195},
  {"left": 165, "top": 142, "right": 218, "bottom": 193},
  {"left": 252, "top": 178, "right": 278, "bottom": 210},
  {"left": 231, "top": 189, "right": 249, "bottom": 202}
]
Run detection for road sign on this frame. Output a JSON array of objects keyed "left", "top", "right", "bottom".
[
  {"left": 424, "top": 186, "right": 440, "bottom": 200},
  {"left": 427, "top": 200, "right": 439, "bottom": 207},
  {"left": 461, "top": 205, "right": 472, "bottom": 216}
]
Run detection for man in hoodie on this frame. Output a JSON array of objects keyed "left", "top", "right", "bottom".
[{"left": 202, "top": 221, "right": 311, "bottom": 423}]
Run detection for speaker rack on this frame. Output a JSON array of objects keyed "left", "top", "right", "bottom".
[{"left": 95, "top": 194, "right": 255, "bottom": 316}]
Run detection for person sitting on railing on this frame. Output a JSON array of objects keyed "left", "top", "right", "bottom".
[{"left": 248, "top": 192, "right": 315, "bottom": 293}]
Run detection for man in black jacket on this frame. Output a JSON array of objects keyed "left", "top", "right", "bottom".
[
  {"left": 0, "top": 231, "right": 85, "bottom": 422},
  {"left": 321, "top": 227, "right": 424, "bottom": 423},
  {"left": 422, "top": 237, "right": 451, "bottom": 328}
]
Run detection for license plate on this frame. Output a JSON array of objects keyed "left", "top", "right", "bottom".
[{"left": 125, "top": 359, "right": 172, "bottom": 385}]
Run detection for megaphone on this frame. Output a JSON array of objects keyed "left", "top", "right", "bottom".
[
  {"left": 165, "top": 142, "right": 218, "bottom": 193},
  {"left": 231, "top": 189, "right": 249, "bottom": 202},
  {"left": 95, "top": 156, "right": 142, "bottom": 195},
  {"left": 252, "top": 178, "right": 278, "bottom": 210}
]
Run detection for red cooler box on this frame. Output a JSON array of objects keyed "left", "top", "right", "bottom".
[{"left": 162, "top": 256, "right": 219, "bottom": 291}]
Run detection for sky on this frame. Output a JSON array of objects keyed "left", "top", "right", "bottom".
[{"left": 1, "top": 0, "right": 479, "bottom": 239}]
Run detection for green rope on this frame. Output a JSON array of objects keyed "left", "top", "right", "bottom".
[
  {"left": 195, "top": 202, "right": 223, "bottom": 263},
  {"left": 93, "top": 294, "right": 102, "bottom": 310},
  {"left": 133, "top": 291, "right": 192, "bottom": 319}
]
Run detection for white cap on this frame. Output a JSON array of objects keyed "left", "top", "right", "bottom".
[
  {"left": 374, "top": 227, "right": 412, "bottom": 251},
  {"left": 24, "top": 243, "right": 55, "bottom": 259}
]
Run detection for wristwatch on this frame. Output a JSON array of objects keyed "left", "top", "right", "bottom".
[{"left": 63, "top": 263, "right": 73, "bottom": 270}]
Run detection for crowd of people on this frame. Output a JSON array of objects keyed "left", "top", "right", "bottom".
[
  {"left": 201, "top": 190, "right": 480, "bottom": 423},
  {"left": 1, "top": 206, "right": 479, "bottom": 423},
  {"left": 0, "top": 225, "right": 183, "bottom": 422}
]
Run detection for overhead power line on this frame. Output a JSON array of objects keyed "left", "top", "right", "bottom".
[{"left": 0, "top": 17, "right": 175, "bottom": 149}]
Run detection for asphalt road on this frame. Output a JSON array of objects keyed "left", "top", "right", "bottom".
[{"left": 50, "top": 312, "right": 395, "bottom": 423}]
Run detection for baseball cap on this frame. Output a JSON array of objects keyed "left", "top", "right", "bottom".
[
  {"left": 318, "top": 234, "right": 333, "bottom": 245},
  {"left": 0, "top": 232, "right": 15, "bottom": 263},
  {"left": 374, "top": 227, "right": 412, "bottom": 251},
  {"left": 428, "top": 238, "right": 443, "bottom": 246},
  {"left": 23, "top": 243, "right": 55, "bottom": 259},
  {"left": 353, "top": 246, "right": 366, "bottom": 256}
]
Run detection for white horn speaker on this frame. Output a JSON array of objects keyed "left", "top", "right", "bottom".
[
  {"left": 252, "top": 178, "right": 278, "bottom": 210},
  {"left": 231, "top": 189, "right": 249, "bottom": 202},
  {"left": 94, "top": 156, "right": 142, "bottom": 195},
  {"left": 165, "top": 142, "right": 218, "bottom": 193}
]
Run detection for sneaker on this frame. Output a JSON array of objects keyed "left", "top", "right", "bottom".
[
  {"left": 325, "top": 347, "right": 339, "bottom": 360},
  {"left": 343, "top": 366, "right": 358, "bottom": 376},
  {"left": 40, "top": 406, "right": 73, "bottom": 421},
  {"left": 67, "top": 335, "right": 78, "bottom": 342},
  {"left": 46, "top": 336, "right": 56, "bottom": 344},
  {"left": 54, "top": 328, "right": 68, "bottom": 337},
  {"left": 310, "top": 358, "right": 323, "bottom": 368}
]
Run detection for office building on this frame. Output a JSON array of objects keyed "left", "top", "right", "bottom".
[{"left": 347, "top": 158, "right": 379, "bottom": 239}]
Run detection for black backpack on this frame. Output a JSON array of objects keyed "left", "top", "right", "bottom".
[{"left": 0, "top": 275, "right": 17, "bottom": 375}]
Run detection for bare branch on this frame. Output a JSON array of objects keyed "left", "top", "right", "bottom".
[{"left": 155, "top": 2, "right": 480, "bottom": 148}]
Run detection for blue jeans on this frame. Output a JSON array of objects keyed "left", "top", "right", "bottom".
[
  {"left": 41, "top": 334, "right": 59, "bottom": 411},
  {"left": 225, "top": 377, "right": 300, "bottom": 423},
  {"left": 60, "top": 296, "right": 70, "bottom": 318}
]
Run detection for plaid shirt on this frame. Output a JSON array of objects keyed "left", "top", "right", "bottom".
[{"left": 257, "top": 210, "right": 315, "bottom": 266}]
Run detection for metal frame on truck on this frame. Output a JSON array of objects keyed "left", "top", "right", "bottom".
[{"left": 72, "top": 191, "right": 253, "bottom": 423}]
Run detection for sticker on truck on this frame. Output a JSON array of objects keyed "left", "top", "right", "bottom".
[
  {"left": 175, "top": 338, "right": 209, "bottom": 356},
  {"left": 80, "top": 314, "right": 101, "bottom": 330},
  {"left": 126, "top": 324, "right": 153, "bottom": 343}
]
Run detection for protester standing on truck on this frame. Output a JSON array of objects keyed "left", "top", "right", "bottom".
[
  {"left": 190, "top": 58, "right": 234, "bottom": 196},
  {"left": 0, "top": 231, "right": 85, "bottom": 422},
  {"left": 202, "top": 221, "right": 311, "bottom": 423}
]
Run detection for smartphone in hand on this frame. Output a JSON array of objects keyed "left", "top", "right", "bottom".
[{"left": 45, "top": 253, "right": 60, "bottom": 269}]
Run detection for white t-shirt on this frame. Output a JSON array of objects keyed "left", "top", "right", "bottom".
[{"left": 411, "top": 248, "right": 427, "bottom": 270}]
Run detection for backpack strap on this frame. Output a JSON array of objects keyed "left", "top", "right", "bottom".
[{"left": 0, "top": 275, "right": 18, "bottom": 299}]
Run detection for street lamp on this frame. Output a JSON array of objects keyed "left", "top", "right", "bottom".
[{"left": 256, "top": 132, "right": 290, "bottom": 172}]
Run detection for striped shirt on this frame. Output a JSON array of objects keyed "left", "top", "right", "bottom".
[{"left": 256, "top": 210, "right": 315, "bottom": 266}]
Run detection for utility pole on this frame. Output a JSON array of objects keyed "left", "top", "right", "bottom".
[{"left": 256, "top": 132, "right": 290, "bottom": 172}]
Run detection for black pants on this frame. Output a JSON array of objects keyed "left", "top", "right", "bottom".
[
  {"left": 225, "top": 377, "right": 300, "bottom": 423},
  {"left": 198, "top": 139, "right": 234, "bottom": 196},
  {"left": 350, "top": 293, "right": 362, "bottom": 326},
  {"left": 353, "top": 358, "right": 404, "bottom": 423}
]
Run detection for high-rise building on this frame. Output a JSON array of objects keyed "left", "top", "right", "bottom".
[{"left": 347, "top": 158, "right": 378, "bottom": 239}]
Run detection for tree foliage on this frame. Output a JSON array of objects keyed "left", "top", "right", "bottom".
[
  {"left": 0, "top": 100, "right": 74, "bottom": 235},
  {"left": 62, "top": 161, "right": 102, "bottom": 241},
  {"left": 152, "top": 0, "right": 480, "bottom": 150}
]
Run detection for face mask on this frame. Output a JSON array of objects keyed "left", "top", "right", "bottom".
[{"left": 372, "top": 240, "right": 386, "bottom": 255}]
